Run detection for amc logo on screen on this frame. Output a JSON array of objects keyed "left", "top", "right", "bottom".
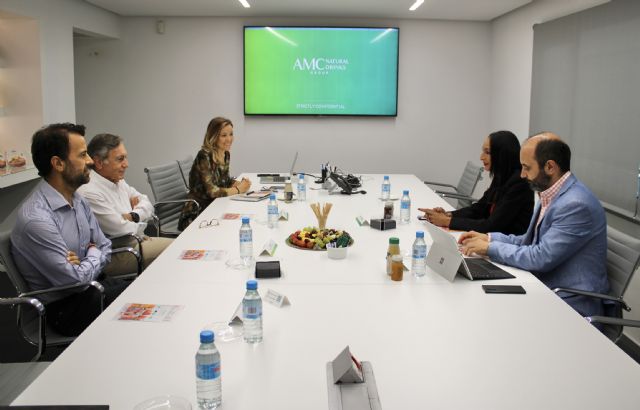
[{"left": 293, "top": 57, "right": 349, "bottom": 75}]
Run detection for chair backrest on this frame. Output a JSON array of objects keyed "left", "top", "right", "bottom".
[
  {"left": 144, "top": 162, "right": 188, "bottom": 228},
  {"left": 176, "top": 155, "right": 194, "bottom": 190},
  {"left": 455, "top": 161, "right": 484, "bottom": 198},
  {"left": 607, "top": 226, "right": 640, "bottom": 298},
  {"left": 0, "top": 231, "right": 30, "bottom": 295}
]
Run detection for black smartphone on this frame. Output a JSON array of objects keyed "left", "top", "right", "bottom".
[{"left": 482, "top": 285, "right": 526, "bottom": 294}]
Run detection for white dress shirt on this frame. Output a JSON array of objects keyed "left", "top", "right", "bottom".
[{"left": 78, "top": 170, "right": 154, "bottom": 237}]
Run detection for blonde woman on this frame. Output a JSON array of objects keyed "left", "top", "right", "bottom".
[{"left": 179, "top": 117, "right": 251, "bottom": 230}]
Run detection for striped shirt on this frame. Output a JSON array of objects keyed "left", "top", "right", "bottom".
[
  {"left": 11, "top": 180, "right": 111, "bottom": 302},
  {"left": 536, "top": 171, "right": 572, "bottom": 227}
]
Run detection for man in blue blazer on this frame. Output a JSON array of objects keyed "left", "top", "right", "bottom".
[{"left": 459, "top": 134, "right": 608, "bottom": 318}]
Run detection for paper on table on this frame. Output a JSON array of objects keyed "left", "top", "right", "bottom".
[
  {"left": 115, "top": 303, "right": 183, "bottom": 322},
  {"left": 179, "top": 249, "right": 227, "bottom": 261}
]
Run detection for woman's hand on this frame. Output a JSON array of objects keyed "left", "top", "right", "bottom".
[
  {"left": 417, "top": 207, "right": 452, "bottom": 227},
  {"left": 237, "top": 178, "right": 252, "bottom": 193}
]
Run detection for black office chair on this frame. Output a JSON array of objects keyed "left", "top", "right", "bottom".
[
  {"left": 144, "top": 161, "right": 199, "bottom": 237},
  {"left": 554, "top": 226, "right": 640, "bottom": 343},
  {"left": 424, "top": 161, "right": 484, "bottom": 208},
  {"left": 0, "top": 231, "right": 140, "bottom": 361}
]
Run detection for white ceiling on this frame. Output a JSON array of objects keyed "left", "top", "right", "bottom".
[{"left": 83, "top": 0, "right": 533, "bottom": 21}]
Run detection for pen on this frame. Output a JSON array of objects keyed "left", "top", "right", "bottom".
[{"left": 246, "top": 191, "right": 254, "bottom": 195}]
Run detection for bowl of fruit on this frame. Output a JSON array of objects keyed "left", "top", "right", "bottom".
[{"left": 286, "top": 227, "right": 353, "bottom": 251}]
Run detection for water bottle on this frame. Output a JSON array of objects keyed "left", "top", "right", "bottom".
[
  {"left": 267, "top": 193, "right": 279, "bottom": 228},
  {"left": 196, "top": 330, "right": 222, "bottom": 409},
  {"left": 243, "top": 280, "right": 263, "bottom": 343},
  {"left": 297, "top": 174, "right": 307, "bottom": 202},
  {"left": 381, "top": 175, "right": 391, "bottom": 200},
  {"left": 239, "top": 217, "right": 253, "bottom": 263},
  {"left": 400, "top": 190, "right": 411, "bottom": 224},
  {"left": 411, "top": 231, "right": 427, "bottom": 277}
]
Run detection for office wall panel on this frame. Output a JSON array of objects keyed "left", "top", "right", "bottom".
[{"left": 530, "top": 0, "right": 640, "bottom": 215}]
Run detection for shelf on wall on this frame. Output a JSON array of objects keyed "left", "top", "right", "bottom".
[{"left": 0, "top": 166, "right": 38, "bottom": 189}]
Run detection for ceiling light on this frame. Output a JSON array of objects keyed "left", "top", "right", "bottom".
[
  {"left": 409, "top": 0, "right": 424, "bottom": 11},
  {"left": 238, "top": 0, "right": 250, "bottom": 8}
]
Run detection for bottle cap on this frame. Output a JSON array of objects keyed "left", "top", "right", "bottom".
[
  {"left": 246, "top": 279, "right": 258, "bottom": 290},
  {"left": 200, "top": 330, "right": 214, "bottom": 343},
  {"left": 389, "top": 237, "right": 399, "bottom": 245},
  {"left": 269, "top": 193, "right": 276, "bottom": 200},
  {"left": 383, "top": 175, "right": 389, "bottom": 180},
  {"left": 416, "top": 231, "right": 424, "bottom": 238},
  {"left": 403, "top": 190, "right": 409, "bottom": 195},
  {"left": 242, "top": 217, "right": 250, "bottom": 224}
]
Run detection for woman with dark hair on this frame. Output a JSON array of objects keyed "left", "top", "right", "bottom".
[
  {"left": 419, "top": 131, "right": 533, "bottom": 235},
  {"left": 178, "top": 117, "right": 251, "bottom": 230}
]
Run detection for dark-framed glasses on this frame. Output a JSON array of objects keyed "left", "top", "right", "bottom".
[{"left": 198, "top": 218, "right": 220, "bottom": 229}]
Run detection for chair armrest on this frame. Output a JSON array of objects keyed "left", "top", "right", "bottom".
[
  {"left": 111, "top": 246, "right": 142, "bottom": 277},
  {"left": 438, "top": 192, "right": 477, "bottom": 202},
  {"left": 154, "top": 199, "right": 200, "bottom": 213},
  {"left": 109, "top": 232, "right": 143, "bottom": 245},
  {"left": 553, "top": 287, "right": 631, "bottom": 312},
  {"left": 0, "top": 296, "right": 45, "bottom": 315},
  {"left": 424, "top": 181, "right": 456, "bottom": 190},
  {"left": 110, "top": 233, "right": 144, "bottom": 268},
  {"left": 153, "top": 199, "right": 200, "bottom": 236},
  {"left": 0, "top": 296, "right": 47, "bottom": 361},
  {"left": 586, "top": 316, "right": 640, "bottom": 328},
  {"left": 20, "top": 280, "right": 104, "bottom": 298}
]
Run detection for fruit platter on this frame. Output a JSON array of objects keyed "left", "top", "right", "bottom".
[{"left": 286, "top": 227, "right": 353, "bottom": 251}]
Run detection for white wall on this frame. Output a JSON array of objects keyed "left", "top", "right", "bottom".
[
  {"left": 0, "top": 0, "right": 119, "bottom": 225},
  {"left": 74, "top": 17, "right": 492, "bottom": 198},
  {"left": 0, "top": 15, "right": 43, "bottom": 161},
  {"left": 0, "top": 0, "right": 120, "bottom": 123}
]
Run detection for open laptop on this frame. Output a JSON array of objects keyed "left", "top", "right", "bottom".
[
  {"left": 259, "top": 151, "right": 298, "bottom": 184},
  {"left": 423, "top": 221, "right": 515, "bottom": 282}
]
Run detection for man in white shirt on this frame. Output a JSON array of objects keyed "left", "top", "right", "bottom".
[{"left": 78, "top": 133, "right": 172, "bottom": 274}]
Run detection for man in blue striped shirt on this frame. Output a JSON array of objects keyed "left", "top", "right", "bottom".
[{"left": 11, "top": 123, "right": 131, "bottom": 336}]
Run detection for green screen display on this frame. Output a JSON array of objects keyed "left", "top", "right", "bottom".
[{"left": 244, "top": 27, "right": 399, "bottom": 116}]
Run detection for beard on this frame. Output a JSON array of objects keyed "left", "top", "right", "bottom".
[
  {"left": 527, "top": 172, "right": 552, "bottom": 192},
  {"left": 62, "top": 164, "right": 90, "bottom": 189}
]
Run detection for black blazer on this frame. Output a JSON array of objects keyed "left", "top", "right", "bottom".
[{"left": 449, "top": 170, "right": 534, "bottom": 235}]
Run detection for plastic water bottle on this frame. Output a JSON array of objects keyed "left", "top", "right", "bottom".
[
  {"left": 196, "top": 330, "right": 222, "bottom": 409},
  {"left": 243, "top": 280, "right": 263, "bottom": 344},
  {"left": 400, "top": 190, "right": 411, "bottom": 224},
  {"left": 381, "top": 175, "right": 391, "bottom": 200},
  {"left": 239, "top": 217, "right": 253, "bottom": 263},
  {"left": 267, "top": 193, "right": 279, "bottom": 228},
  {"left": 411, "top": 231, "right": 427, "bottom": 277},
  {"left": 297, "top": 174, "right": 307, "bottom": 202}
]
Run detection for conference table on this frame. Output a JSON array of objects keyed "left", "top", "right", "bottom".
[{"left": 13, "top": 174, "right": 640, "bottom": 409}]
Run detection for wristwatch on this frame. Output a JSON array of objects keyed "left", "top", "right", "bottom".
[{"left": 129, "top": 212, "right": 140, "bottom": 223}]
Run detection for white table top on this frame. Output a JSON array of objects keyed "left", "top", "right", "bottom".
[{"left": 14, "top": 174, "right": 640, "bottom": 409}]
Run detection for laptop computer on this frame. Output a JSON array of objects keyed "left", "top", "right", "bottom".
[
  {"left": 259, "top": 152, "right": 298, "bottom": 184},
  {"left": 423, "top": 221, "right": 515, "bottom": 282}
]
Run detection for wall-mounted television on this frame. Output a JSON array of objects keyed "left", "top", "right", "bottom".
[{"left": 244, "top": 26, "right": 399, "bottom": 116}]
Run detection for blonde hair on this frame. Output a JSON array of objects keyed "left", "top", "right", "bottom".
[{"left": 202, "top": 117, "right": 233, "bottom": 153}]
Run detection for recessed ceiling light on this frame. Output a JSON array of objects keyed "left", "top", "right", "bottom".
[
  {"left": 409, "top": 0, "right": 424, "bottom": 11},
  {"left": 238, "top": 0, "right": 250, "bottom": 8}
]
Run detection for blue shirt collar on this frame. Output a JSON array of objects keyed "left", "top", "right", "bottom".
[{"left": 40, "top": 179, "right": 83, "bottom": 211}]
